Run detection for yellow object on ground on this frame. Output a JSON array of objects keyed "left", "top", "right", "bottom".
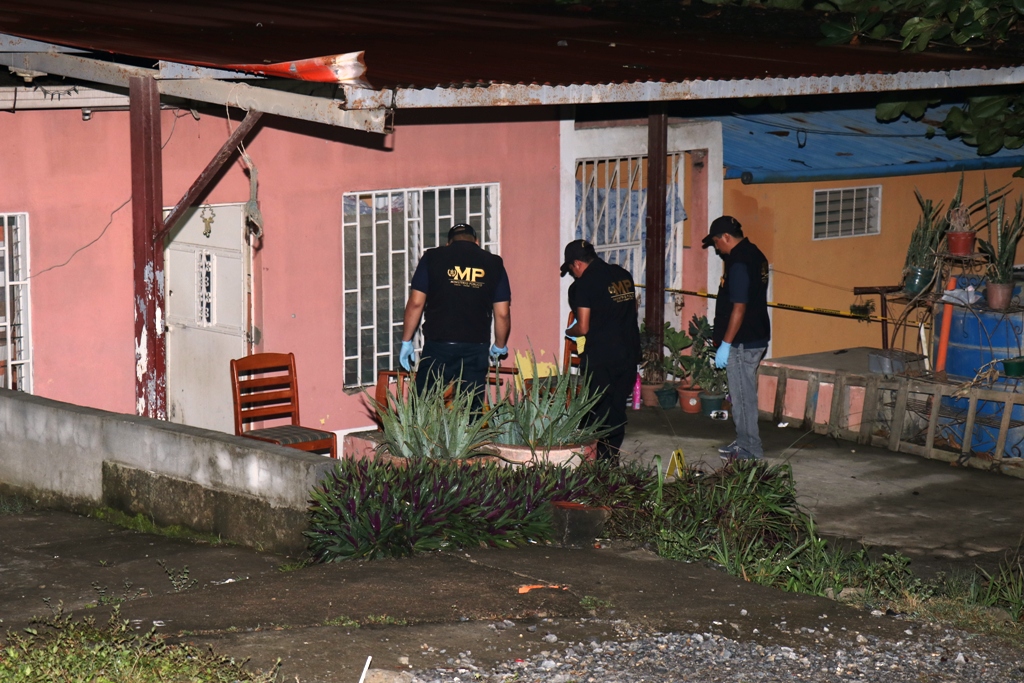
[
  {"left": 514, "top": 350, "right": 559, "bottom": 390},
  {"left": 665, "top": 449, "right": 686, "bottom": 478}
]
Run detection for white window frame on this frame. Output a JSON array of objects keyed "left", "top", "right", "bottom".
[
  {"left": 0, "top": 213, "right": 31, "bottom": 392},
  {"left": 813, "top": 185, "right": 881, "bottom": 240},
  {"left": 574, "top": 154, "right": 686, "bottom": 313},
  {"left": 341, "top": 184, "right": 500, "bottom": 387}
]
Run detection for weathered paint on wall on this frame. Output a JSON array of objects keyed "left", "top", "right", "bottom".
[
  {"left": 0, "top": 107, "right": 562, "bottom": 431},
  {"left": 723, "top": 169, "right": 1024, "bottom": 358}
]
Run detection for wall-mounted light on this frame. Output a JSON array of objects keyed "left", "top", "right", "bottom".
[{"left": 81, "top": 108, "right": 92, "bottom": 121}]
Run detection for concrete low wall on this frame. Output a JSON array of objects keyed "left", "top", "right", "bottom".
[{"left": 0, "top": 389, "right": 335, "bottom": 554}]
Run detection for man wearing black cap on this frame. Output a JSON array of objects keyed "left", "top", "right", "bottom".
[
  {"left": 400, "top": 223, "right": 511, "bottom": 403},
  {"left": 702, "top": 215, "right": 771, "bottom": 462},
  {"left": 562, "top": 239, "right": 641, "bottom": 465}
]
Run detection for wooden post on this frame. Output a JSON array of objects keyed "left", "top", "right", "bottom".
[
  {"left": 645, "top": 103, "right": 667, "bottom": 343},
  {"left": 130, "top": 76, "right": 165, "bottom": 419}
]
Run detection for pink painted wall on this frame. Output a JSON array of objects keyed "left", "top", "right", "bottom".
[
  {"left": 0, "top": 109, "right": 135, "bottom": 410},
  {"left": 1, "top": 107, "right": 562, "bottom": 431}
]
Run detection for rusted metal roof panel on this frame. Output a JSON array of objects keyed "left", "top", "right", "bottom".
[{"left": 0, "top": 0, "right": 1017, "bottom": 97}]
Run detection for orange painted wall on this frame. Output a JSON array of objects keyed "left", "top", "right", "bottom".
[
  {"left": 723, "top": 169, "right": 1024, "bottom": 358},
  {"left": 0, "top": 108, "right": 562, "bottom": 430}
]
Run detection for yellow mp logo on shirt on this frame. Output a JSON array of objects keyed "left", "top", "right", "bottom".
[
  {"left": 448, "top": 266, "right": 486, "bottom": 282},
  {"left": 607, "top": 279, "right": 635, "bottom": 303}
]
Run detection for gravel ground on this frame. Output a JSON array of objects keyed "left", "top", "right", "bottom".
[{"left": 410, "top": 619, "right": 1024, "bottom": 683}]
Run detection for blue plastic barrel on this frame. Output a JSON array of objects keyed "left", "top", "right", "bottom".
[{"left": 933, "top": 297, "right": 1024, "bottom": 457}]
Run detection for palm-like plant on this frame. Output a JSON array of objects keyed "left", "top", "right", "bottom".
[{"left": 978, "top": 191, "right": 1024, "bottom": 285}]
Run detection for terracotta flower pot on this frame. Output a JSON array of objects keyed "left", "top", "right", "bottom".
[
  {"left": 986, "top": 282, "right": 1014, "bottom": 311},
  {"left": 946, "top": 231, "right": 976, "bottom": 256},
  {"left": 640, "top": 383, "right": 664, "bottom": 408},
  {"left": 489, "top": 442, "right": 596, "bottom": 468},
  {"left": 677, "top": 385, "right": 702, "bottom": 414}
]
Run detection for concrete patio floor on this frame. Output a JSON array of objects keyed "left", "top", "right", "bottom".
[{"left": 621, "top": 406, "right": 1024, "bottom": 567}]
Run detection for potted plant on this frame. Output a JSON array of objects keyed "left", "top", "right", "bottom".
[
  {"left": 978, "top": 190, "right": 1024, "bottom": 311},
  {"left": 372, "top": 373, "right": 505, "bottom": 463},
  {"left": 903, "top": 188, "right": 948, "bottom": 296},
  {"left": 662, "top": 321, "right": 695, "bottom": 409},
  {"left": 638, "top": 323, "right": 667, "bottom": 407},
  {"left": 679, "top": 314, "right": 728, "bottom": 415},
  {"left": 485, "top": 360, "right": 612, "bottom": 466}
]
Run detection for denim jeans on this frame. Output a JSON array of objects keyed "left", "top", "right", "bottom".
[
  {"left": 726, "top": 344, "right": 767, "bottom": 459},
  {"left": 415, "top": 341, "right": 490, "bottom": 410}
]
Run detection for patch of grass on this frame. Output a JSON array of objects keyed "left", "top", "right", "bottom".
[
  {"left": 277, "top": 558, "right": 311, "bottom": 573},
  {"left": 88, "top": 507, "right": 225, "bottom": 545},
  {"left": 0, "top": 606, "right": 278, "bottom": 682},
  {"left": 0, "top": 494, "right": 32, "bottom": 516},
  {"left": 323, "top": 615, "right": 360, "bottom": 628},
  {"left": 363, "top": 614, "right": 408, "bottom": 626},
  {"left": 579, "top": 595, "right": 613, "bottom": 611}
]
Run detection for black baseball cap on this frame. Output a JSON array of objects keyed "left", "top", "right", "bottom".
[
  {"left": 701, "top": 215, "right": 742, "bottom": 249},
  {"left": 560, "top": 239, "right": 597, "bottom": 276},
  {"left": 447, "top": 223, "right": 477, "bottom": 241}
]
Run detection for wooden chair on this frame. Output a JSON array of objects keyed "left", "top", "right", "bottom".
[
  {"left": 373, "top": 366, "right": 519, "bottom": 416},
  {"left": 230, "top": 352, "right": 338, "bottom": 458}
]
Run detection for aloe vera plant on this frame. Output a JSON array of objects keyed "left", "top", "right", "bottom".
[
  {"left": 486, "top": 360, "right": 612, "bottom": 451},
  {"left": 372, "top": 372, "right": 505, "bottom": 460}
]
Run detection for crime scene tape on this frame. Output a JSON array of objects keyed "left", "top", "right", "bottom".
[{"left": 633, "top": 283, "right": 920, "bottom": 326}]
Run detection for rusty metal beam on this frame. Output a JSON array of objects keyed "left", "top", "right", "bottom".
[
  {"left": 130, "top": 75, "right": 166, "bottom": 420},
  {"left": 645, "top": 103, "right": 667, "bottom": 343},
  {"left": 0, "top": 47, "right": 388, "bottom": 132},
  {"left": 161, "top": 109, "right": 264, "bottom": 241}
]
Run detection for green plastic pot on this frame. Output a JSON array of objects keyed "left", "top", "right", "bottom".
[
  {"left": 1001, "top": 356, "right": 1024, "bottom": 377},
  {"left": 904, "top": 266, "right": 935, "bottom": 296}
]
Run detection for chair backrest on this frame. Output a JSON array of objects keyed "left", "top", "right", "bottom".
[
  {"left": 230, "top": 352, "right": 301, "bottom": 436},
  {"left": 562, "top": 312, "right": 581, "bottom": 374}
]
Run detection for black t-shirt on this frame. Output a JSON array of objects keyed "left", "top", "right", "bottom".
[
  {"left": 569, "top": 259, "right": 641, "bottom": 367},
  {"left": 712, "top": 238, "right": 770, "bottom": 347},
  {"left": 410, "top": 241, "right": 510, "bottom": 344}
]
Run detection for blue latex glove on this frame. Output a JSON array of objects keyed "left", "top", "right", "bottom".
[
  {"left": 399, "top": 340, "right": 416, "bottom": 371},
  {"left": 564, "top": 326, "right": 578, "bottom": 342},
  {"left": 714, "top": 341, "right": 732, "bottom": 369},
  {"left": 490, "top": 344, "right": 508, "bottom": 363}
]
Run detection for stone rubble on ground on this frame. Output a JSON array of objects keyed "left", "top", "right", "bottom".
[{"left": 410, "top": 618, "right": 1023, "bottom": 683}]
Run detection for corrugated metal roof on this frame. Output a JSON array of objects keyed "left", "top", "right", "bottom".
[
  {"left": 0, "top": 0, "right": 1018, "bottom": 96},
  {"left": 716, "top": 107, "right": 1024, "bottom": 183}
]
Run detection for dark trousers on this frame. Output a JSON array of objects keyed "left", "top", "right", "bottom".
[
  {"left": 416, "top": 341, "right": 490, "bottom": 410},
  {"left": 583, "top": 361, "right": 635, "bottom": 463}
]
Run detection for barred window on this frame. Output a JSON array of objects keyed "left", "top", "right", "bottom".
[
  {"left": 813, "top": 186, "right": 881, "bottom": 240},
  {"left": 342, "top": 185, "right": 500, "bottom": 387},
  {"left": 0, "top": 213, "right": 31, "bottom": 392}
]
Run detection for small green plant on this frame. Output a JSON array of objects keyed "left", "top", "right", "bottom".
[
  {"left": 681, "top": 315, "right": 727, "bottom": 395},
  {"left": 157, "top": 559, "right": 199, "bottom": 593},
  {"left": 323, "top": 615, "right": 361, "bottom": 628},
  {"left": 277, "top": 558, "right": 311, "bottom": 572},
  {"left": 579, "top": 595, "right": 613, "bottom": 610},
  {"left": 364, "top": 614, "right": 408, "bottom": 626},
  {"left": 662, "top": 321, "right": 694, "bottom": 382},
  {"left": 0, "top": 605, "right": 278, "bottom": 682},
  {"left": 372, "top": 370, "right": 505, "bottom": 460},
  {"left": 90, "top": 579, "right": 145, "bottom": 606},
  {"left": 976, "top": 555, "right": 1024, "bottom": 621}
]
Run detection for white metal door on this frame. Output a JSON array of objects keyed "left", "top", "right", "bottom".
[{"left": 165, "top": 204, "right": 249, "bottom": 432}]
